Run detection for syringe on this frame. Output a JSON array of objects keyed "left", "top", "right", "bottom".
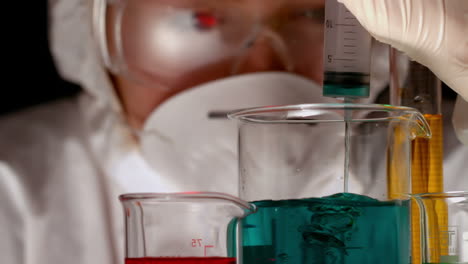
[
  {"left": 322, "top": 0, "right": 373, "bottom": 193},
  {"left": 323, "top": 0, "right": 372, "bottom": 99}
]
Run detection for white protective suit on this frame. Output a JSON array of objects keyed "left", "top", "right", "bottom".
[{"left": 0, "top": 0, "right": 467, "bottom": 264}]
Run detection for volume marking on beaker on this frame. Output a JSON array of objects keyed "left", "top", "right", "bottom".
[
  {"left": 191, "top": 239, "right": 203, "bottom": 247},
  {"left": 204, "top": 245, "right": 214, "bottom": 257}
]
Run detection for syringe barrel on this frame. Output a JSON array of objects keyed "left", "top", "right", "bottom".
[{"left": 323, "top": 0, "right": 372, "bottom": 98}]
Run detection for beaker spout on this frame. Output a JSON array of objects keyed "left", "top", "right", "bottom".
[{"left": 410, "top": 111, "right": 432, "bottom": 139}]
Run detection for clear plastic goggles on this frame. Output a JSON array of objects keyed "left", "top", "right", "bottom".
[{"left": 94, "top": 0, "right": 325, "bottom": 89}]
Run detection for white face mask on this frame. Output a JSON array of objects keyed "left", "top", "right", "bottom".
[{"left": 138, "top": 72, "right": 339, "bottom": 194}]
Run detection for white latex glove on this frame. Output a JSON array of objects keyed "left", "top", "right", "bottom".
[{"left": 338, "top": 0, "right": 468, "bottom": 101}]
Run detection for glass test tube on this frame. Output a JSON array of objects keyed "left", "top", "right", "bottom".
[{"left": 390, "top": 48, "right": 445, "bottom": 264}]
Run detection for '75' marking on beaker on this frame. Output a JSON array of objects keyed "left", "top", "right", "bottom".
[{"left": 191, "top": 238, "right": 214, "bottom": 256}]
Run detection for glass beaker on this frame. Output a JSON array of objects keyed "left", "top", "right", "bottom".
[
  {"left": 120, "top": 192, "right": 255, "bottom": 264},
  {"left": 413, "top": 192, "right": 468, "bottom": 264},
  {"left": 229, "top": 103, "right": 431, "bottom": 264}
]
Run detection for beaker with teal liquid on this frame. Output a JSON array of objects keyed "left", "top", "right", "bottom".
[{"left": 229, "top": 104, "right": 431, "bottom": 264}]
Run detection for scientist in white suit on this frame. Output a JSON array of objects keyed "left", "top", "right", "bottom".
[{"left": 0, "top": 0, "right": 467, "bottom": 263}]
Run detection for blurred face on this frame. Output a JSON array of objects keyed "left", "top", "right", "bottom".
[{"left": 104, "top": 0, "right": 325, "bottom": 127}]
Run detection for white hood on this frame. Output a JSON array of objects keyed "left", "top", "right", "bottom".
[{"left": 48, "top": 0, "right": 121, "bottom": 113}]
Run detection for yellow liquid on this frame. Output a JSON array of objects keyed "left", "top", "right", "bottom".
[
  {"left": 411, "top": 114, "right": 445, "bottom": 264},
  {"left": 387, "top": 114, "right": 445, "bottom": 263}
]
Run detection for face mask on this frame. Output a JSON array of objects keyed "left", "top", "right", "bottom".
[{"left": 137, "top": 72, "right": 338, "bottom": 194}]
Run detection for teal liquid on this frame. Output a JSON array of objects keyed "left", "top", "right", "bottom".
[
  {"left": 241, "top": 193, "right": 410, "bottom": 264},
  {"left": 323, "top": 72, "right": 370, "bottom": 98}
]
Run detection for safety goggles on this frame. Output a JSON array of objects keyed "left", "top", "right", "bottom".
[{"left": 94, "top": 0, "right": 325, "bottom": 89}]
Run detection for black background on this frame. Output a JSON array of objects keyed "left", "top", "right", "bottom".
[{"left": 1, "top": 1, "right": 80, "bottom": 116}]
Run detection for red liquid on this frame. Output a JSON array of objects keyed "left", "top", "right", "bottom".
[{"left": 125, "top": 257, "right": 236, "bottom": 264}]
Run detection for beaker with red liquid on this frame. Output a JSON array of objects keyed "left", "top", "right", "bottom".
[{"left": 120, "top": 192, "right": 255, "bottom": 264}]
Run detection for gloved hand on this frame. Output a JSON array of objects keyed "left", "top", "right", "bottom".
[{"left": 338, "top": 0, "right": 468, "bottom": 101}]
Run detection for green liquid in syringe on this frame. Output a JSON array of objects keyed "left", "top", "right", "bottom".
[
  {"left": 323, "top": 72, "right": 370, "bottom": 98},
  {"left": 241, "top": 193, "right": 410, "bottom": 264}
]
